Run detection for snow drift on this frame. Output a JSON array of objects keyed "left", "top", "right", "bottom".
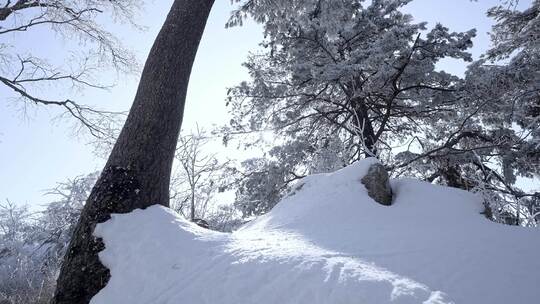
[{"left": 91, "top": 159, "right": 540, "bottom": 304}]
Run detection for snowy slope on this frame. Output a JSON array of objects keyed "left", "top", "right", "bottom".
[{"left": 91, "top": 159, "right": 540, "bottom": 304}]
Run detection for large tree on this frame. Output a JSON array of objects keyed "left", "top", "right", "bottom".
[
  {"left": 227, "top": 0, "right": 539, "bottom": 225},
  {"left": 52, "top": 0, "right": 215, "bottom": 303},
  {"left": 225, "top": 0, "right": 475, "bottom": 216}
]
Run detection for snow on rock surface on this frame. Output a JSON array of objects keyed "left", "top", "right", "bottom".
[{"left": 91, "top": 159, "right": 540, "bottom": 304}]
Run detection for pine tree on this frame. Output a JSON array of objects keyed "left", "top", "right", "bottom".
[{"left": 225, "top": 0, "right": 475, "bottom": 215}]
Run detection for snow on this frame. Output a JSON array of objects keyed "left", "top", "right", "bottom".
[{"left": 91, "top": 159, "right": 540, "bottom": 304}]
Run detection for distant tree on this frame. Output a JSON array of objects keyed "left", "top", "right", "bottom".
[
  {"left": 172, "top": 127, "right": 230, "bottom": 222},
  {"left": 52, "top": 0, "right": 215, "bottom": 303},
  {"left": 37, "top": 173, "right": 99, "bottom": 266},
  {"left": 0, "top": 0, "right": 142, "bottom": 137},
  {"left": 0, "top": 201, "right": 39, "bottom": 304},
  {"left": 0, "top": 173, "right": 97, "bottom": 304},
  {"left": 205, "top": 204, "right": 245, "bottom": 232},
  {"left": 225, "top": 0, "right": 475, "bottom": 215}
]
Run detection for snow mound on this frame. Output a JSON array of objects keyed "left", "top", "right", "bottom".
[{"left": 92, "top": 159, "right": 540, "bottom": 304}]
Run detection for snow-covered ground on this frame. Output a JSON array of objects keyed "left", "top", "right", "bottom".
[{"left": 91, "top": 159, "right": 540, "bottom": 304}]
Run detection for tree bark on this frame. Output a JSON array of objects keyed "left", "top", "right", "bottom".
[
  {"left": 51, "top": 1, "right": 214, "bottom": 303},
  {"left": 351, "top": 97, "right": 378, "bottom": 158}
]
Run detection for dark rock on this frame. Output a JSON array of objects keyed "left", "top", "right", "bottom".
[
  {"left": 193, "top": 218, "right": 210, "bottom": 229},
  {"left": 361, "top": 163, "right": 393, "bottom": 206}
]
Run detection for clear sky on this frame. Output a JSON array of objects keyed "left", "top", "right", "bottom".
[{"left": 0, "top": 0, "right": 532, "bottom": 207}]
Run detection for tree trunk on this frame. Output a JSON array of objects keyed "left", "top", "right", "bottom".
[
  {"left": 351, "top": 97, "right": 378, "bottom": 158},
  {"left": 191, "top": 188, "right": 195, "bottom": 221},
  {"left": 51, "top": 1, "right": 214, "bottom": 303},
  {"left": 439, "top": 164, "right": 474, "bottom": 190}
]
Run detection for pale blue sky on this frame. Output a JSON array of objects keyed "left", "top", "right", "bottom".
[{"left": 0, "top": 0, "right": 531, "bottom": 207}]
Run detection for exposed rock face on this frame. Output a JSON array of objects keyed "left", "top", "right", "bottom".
[{"left": 361, "top": 163, "right": 393, "bottom": 206}]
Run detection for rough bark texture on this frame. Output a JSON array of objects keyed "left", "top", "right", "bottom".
[
  {"left": 361, "top": 163, "right": 393, "bottom": 206},
  {"left": 51, "top": 1, "right": 214, "bottom": 303}
]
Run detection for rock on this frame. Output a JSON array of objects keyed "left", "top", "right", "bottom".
[
  {"left": 193, "top": 218, "right": 210, "bottom": 229},
  {"left": 361, "top": 163, "right": 393, "bottom": 206}
]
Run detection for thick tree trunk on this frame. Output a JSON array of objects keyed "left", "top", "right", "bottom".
[{"left": 51, "top": 1, "right": 214, "bottom": 303}]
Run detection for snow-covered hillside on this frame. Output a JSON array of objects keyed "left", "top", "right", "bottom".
[{"left": 91, "top": 159, "right": 540, "bottom": 304}]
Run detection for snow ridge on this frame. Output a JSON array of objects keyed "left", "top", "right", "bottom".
[{"left": 92, "top": 159, "right": 540, "bottom": 304}]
